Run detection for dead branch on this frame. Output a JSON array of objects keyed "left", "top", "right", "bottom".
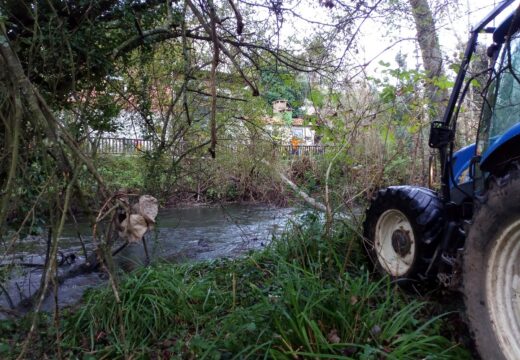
[
  {"left": 227, "top": 0, "right": 244, "bottom": 35},
  {"left": 261, "top": 160, "right": 327, "bottom": 213}
]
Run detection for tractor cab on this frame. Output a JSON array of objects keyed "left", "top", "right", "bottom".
[
  {"left": 444, "top": 4, "right": 520, "bottom": 205},
  {"left": 478, "top": 16, "right": 520, "bottom": 174}
]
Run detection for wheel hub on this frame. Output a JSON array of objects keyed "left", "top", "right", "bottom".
[
  {"left": 391, "top": 229, "right": 412, "bottom": 256},
  {"left": 374, "top": 209, "right": 416, "bottom": 277}
]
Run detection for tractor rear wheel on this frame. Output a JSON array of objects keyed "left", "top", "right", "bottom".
[
  {"left": 463, "top": 169, "right": 520, "bottom": 360},
  {"left": 363, "top": 186, "right": 444, "bottom": 281}
]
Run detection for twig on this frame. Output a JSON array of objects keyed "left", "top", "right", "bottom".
[
  {"left": 187, "top": 87, "right": 247, "bottom": 102},
  {"left": 0, "top": 63, "right": 21, "bottom": 243},
  {"left": 16, "top": 167, "right": 79, "bottom": 360},
  {"left": 111, "top": 241, "right": 129, "bottom": 257},
  {"left": 0, "top": 306, "right": 20, "bottom": 317},
  {"left": 68, "top": 208, "right": 88, "bottom": 260},
  {"left": 0, "top": 282, "right": 14, "bottom": 309},
  {"left": 53, "top": 251, "right": 62, "bottom": 360}
]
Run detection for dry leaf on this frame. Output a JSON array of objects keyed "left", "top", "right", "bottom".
[
  {"left": 119, "top": 214, "right": 148, "bottom": 243},
  {"left": 139, "top": 195, "right": 158, "bottom": 224},
  {"left": 327, "top": 329, "right": 341, "bottom": 344}
]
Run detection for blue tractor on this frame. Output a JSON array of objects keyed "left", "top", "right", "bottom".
[{"left": 363, "top": 2, "right": 520, "bottom": 359}]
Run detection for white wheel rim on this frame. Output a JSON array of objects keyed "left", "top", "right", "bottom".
[
  {"left": 486, "top": 219, "right": 520, "bottom": 360},
  {"left": 374, "top": 209, "right": 416, "bottom": 277}
]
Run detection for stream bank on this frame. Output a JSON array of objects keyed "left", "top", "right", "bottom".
[{"left": 0, "top": 220, "right": 471, "bottom": 359}]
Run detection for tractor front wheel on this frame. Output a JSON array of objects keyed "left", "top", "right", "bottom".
[
  {"left": 463, "top": 169, "right": 520, "bottom": 360},
  {"left": 363, "top": 186, "right": 444, "bottom": 281}
]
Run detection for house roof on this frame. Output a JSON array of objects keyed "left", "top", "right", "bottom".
[{"left": 292, "top": 118, "right": 305, "bottom": 126}]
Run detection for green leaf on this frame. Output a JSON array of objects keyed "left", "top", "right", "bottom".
[
  {"left": 380, "top": 86, "right": 396, "bottom": 103},
  {"left": 244, "top": 322, "right": 257, "bottom": 332}
]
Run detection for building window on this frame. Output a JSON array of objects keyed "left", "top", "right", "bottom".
[{"left": 292, "top": 128, "right": 304, "bottom": 139}]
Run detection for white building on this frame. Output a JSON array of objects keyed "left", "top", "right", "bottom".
[{"left": 264, "top": 100, "right": 315, "bottom": 145}]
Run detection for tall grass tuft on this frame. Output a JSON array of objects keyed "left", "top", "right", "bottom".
[{"left": 60, "top": 216, "right": 469, "bottom": 359}]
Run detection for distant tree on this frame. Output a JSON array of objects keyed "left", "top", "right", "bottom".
[{"left": 260, "top": 68, "right": 309, "bottom": 117}]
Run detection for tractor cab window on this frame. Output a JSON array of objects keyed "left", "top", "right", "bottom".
[{"left": 478, "top": 32, "right": 520, "bottom": 154}]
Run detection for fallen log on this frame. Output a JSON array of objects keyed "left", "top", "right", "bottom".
[
  {"left": 15, "top": 250, "right": 101, "bottom": 311},
  {"left": 262, "top": 159, "right": 327, "bottom": 213}
]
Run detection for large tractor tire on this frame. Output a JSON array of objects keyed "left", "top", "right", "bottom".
[
  {"left": 363, "top": 186, "right": 444, "bottom": 281},
  {"left": 463, "top": 168, "right": 520, "bottom": 360}
]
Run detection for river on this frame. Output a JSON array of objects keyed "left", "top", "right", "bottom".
[{"left": 0, "top": 204, "right": 298, "bottom": 313}]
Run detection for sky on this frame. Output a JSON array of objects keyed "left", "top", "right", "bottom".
[
  {"left": 273, "top": 0, "right": 520, "bottom": 78},
  {"left": 364, "top": 0, "right": 520, "bottom": 75},
  {"left": 361, "top": 1, "right": 520, "bottom": 74}
]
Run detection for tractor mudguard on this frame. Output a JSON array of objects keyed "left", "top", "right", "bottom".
[
  {"left": 480, "top": 122, "right": 520, "bottom": 173},
  {"left": 449, "top": 144, "right": 477, "bottom": 204},
  {"left": 449, "top": 122, "right": 520, "bottom": 191},
  {"left": 450, "top": 143, "right": 476, "bottom": 187}
]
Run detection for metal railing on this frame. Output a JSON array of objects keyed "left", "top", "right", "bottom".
[
  {"left": 87, "top": 137, "right": 154, "bottom": 154},
  {"left": 276, "top": 144, "right": 333, "bottom": 157},
  {"left": 88, "top": 137, "right": 332, "bottom": 157}
]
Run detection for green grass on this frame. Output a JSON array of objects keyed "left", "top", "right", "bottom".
[
  {"left": 0, "top": 217, "right": 469, "bottom": 358},
  {"left": 52, "top": 216, "right": 470, "bottom": 359}
]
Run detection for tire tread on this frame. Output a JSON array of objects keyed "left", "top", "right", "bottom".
[{"left": 363, "top": 186, "right": 444, "bottom": 280}]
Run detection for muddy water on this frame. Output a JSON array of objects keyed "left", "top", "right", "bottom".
[{"left": 0, "top": 204, "right": 298, "bottom": 312}]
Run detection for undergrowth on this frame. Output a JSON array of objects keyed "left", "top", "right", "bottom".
[{"left": 2, "top": 217, "right": 470, "bottom": 359}]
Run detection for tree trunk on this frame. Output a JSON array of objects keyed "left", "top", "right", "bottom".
[{"left": 409, "top": 0, "right": 448, "bottom": 120}]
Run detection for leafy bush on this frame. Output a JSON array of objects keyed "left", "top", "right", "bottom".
[{"left": 96, "top": 155, "right": 145, "bottom": 192}]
